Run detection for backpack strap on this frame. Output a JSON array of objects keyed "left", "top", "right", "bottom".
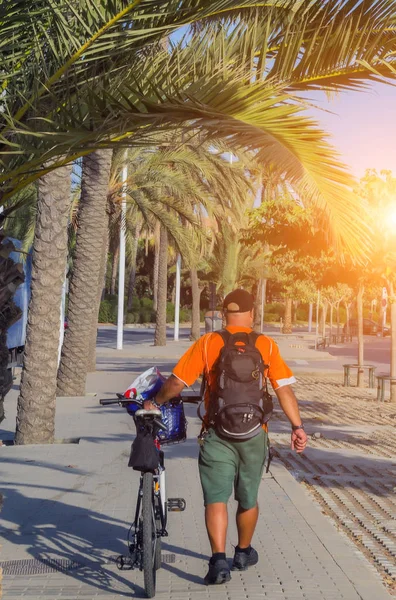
[
  {"left": 248, "top": 331, "right": 264, "bottom": 347},
  {"left": 216, "top": 329, "right": 232, "bottom": 346}
]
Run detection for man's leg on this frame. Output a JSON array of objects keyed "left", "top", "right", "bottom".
[
  {"left": 231, "top": 430, "right": 267, "bottom": 571},
  {"left": 236, "top": 503, "right": 259, "bottom": 548},
  {"left": 199, "top": 430, "right": 237, "bottom": 584},
  {"left": 205, "top": 502, "right": 228, "bottom": 553}
]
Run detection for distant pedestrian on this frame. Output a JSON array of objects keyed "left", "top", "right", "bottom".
[{"left": 145, "top": 289, "right": 307, "bottom": 585}]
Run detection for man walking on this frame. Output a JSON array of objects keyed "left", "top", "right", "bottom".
[{"left": 145, "top": 289, "right": 307, "bottom": 585}]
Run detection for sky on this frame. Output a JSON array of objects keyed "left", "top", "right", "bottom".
[{"left": 307, "top": 82, "right": 396, "bottom": 179}]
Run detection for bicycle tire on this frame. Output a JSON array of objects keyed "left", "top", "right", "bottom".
[{"left": 142, "top": 472, "right": 156, "bottom": 598}]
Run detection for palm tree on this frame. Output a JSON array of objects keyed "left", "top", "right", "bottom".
[
  {"left": 15, "top": 163, "right": 72, "bottom": 444},
  {"left": 57, "top": 150, "right": 113, "bottom": 396},
  {"left": 153, "top": 224, "right": 168, "bottom": 346}
]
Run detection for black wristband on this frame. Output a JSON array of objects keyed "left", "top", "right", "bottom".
[{"left": 292, "top": 424, "right": 304, "bottom": 431}]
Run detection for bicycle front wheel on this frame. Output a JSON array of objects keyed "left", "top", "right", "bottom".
[{"left": 142, "top": 472, "right": 156, "bottom": 598}]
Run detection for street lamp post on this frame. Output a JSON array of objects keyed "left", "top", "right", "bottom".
[{"left": 117, "top": 156, "right": 127, "bottom": 350}]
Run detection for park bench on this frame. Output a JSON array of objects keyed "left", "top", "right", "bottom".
[
  {"left": 316, "top": 336, "right": 329, "bottom": 349},
  {"left": 376, "top": 374, "right": 396, "bottom": 402},
  {"left": 343, "top": 364, "right": 376, "bottom": 389},
  {"left": 331, "top": 333, "right": 352, "bottom": 344}
]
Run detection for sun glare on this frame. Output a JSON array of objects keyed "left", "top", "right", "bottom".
[
  {"left": 388, "top": 209, "right": 396, "bottom": 228},
  {"left": 384, "top": 205, "right": 396, "bottom": 230}
]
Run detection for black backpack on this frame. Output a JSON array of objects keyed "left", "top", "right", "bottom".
[{"left": 207, "top": 330, "right": 273, "bottom": 441}]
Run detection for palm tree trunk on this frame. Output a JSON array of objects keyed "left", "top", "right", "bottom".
[
  {"left": 153, "top": 232, "right": 160, "bottom": 311},
  {"left": 345, "top": 302, "right": 351, "bottom": 336},
  {"left": 57, "top": 149, "right": 112, "bottom": 397},
  {"left": 190, "top": 267, "right": 202, "bottom": 340},
  {"left": 154, "top": 224, "right": 168, "bottom": 346},
  {"left": 254, "top": 280, "right": 261, "bottom": 332},
  {"left": 283, "top": 297, "right": 292, "bottom": 333},
  {"left": 127, "top": 222, "right": 142, "bottom": 310},
  {"left": 15, "top": 164, "right": 72, "bottom": 445},
  {"left": 321, "top": 302, "right": 328, "bottom": 337},
  {"left": 86, "top": 216, "right": 109, "bottom": 372},
  {"left": 357, "top": 285, "right": 365, "bottom": 387},
  {"left": 110, "top": 244, "right": 120, "bottom": 295}
]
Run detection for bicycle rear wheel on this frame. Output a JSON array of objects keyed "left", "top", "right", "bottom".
[{"left": 142, "top": 472, "right": 156, "bottom": 598}]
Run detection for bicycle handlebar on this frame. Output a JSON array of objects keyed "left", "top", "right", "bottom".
[{"left": 99, "top": 397, "right": 143, "bottom": 407}]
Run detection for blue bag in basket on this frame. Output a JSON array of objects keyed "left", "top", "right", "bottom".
[
  {"left": 124, "top": 367, "right": 187, "bottom": 444},
  {"left": 158, "top": 397, "right": 187, "bottom": 445}
]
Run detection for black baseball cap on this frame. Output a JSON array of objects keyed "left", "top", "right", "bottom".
[{"left": 223, "top": 289, "right": 254, "bottom": 313}]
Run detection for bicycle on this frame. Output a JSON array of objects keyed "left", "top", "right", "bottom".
[{"left": 99, "top": 394, "right": 187, "bottom": 598}]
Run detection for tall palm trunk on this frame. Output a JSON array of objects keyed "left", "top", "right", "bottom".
[
  {"left": 15, "top": 164, "right": 72, "bottom": 445},
  {"left": 153, "top": 229, "right": 160, "bottom": 311},
  {"left": 127, "top": 222, "right": 142, "bottom": 310},
  {"left": 345, "top": 301, "right": 351, "bottom": 336},
  {"left": 154, "top": 224, "right": 168, "bottom": 346},
  {"left": 110, "top": 243, "right": 119, "bottom": 295},
  {"left": 321, "top": 302, "right": 328, "bottom": 337},
  {"left": 329, "top": 304, "right": 334, "bottom": 341},
  {"left": 190, "top": 267, "right": 202, "bottom": 340},
  {"left": 254, "top": 281, "right": 261, "bottom": 332},
  {"left": 57, "top": 149, "right": 112, "bottom": 396},
  {"left": 357, "top": 285, "right": 365, "bottom": 387},
  {"left": 86, "top": 216, "right": 109, "bottom": 372},
  {"left": 283, "top": 297, "right": 292, "bottom": 333}
]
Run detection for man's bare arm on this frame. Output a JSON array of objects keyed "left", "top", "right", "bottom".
[
  {"left": 143, "top": 375, "right": 186, "bottom": 410},
  {"left": 275, "top": 385, "right": 303, "bottom": 427},
  {"left": 275, "top": 384, "right": 307, "bottom": 453},
  {"left": 155, "top": 375, "right": 185, "bottom": 405}
]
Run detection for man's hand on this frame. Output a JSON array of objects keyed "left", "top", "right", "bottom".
[
  {"left": 291, "top": 428, "right": 308, "bottom": 453},
  {"left": 143, "top": 400, "right": 159, "bottom": 411}
]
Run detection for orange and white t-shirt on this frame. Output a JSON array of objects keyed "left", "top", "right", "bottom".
[{"left": 173, "top": 326, "right": 296, "bottom": 414}]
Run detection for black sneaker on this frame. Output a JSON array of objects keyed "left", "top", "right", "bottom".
[
  {"left": 204, "top": 558, "right": 231, "bottom": 585},
  {"left": 231, "top": 546, "right": 259, "bottom": 571}
]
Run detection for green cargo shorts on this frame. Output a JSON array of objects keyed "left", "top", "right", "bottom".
[{"left": 198, "top": 428, "right": 268, "bottom": 510}]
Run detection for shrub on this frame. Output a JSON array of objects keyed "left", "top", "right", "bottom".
[
  {"left": 126, "top": 312, "right": 136, "bottom": 324},
  {"left": 296, "top": 305, "right": 309, "bottom": 321},
  {"left": 98, "top": 299, "right": 117, "bottom": 323},
  {"left": 129, "top": 297, "right": 140, "bottom": 313},
  {"left": 264, "top": 312, "right": 278, "bottom": 322},
  {"left": 141, "top": 297, "right": 153, "bottom": 309},
  {"left": 265, "top": 302, "right": 285, "bottom": 319},
  {"left": 180, "top": 307, "right": 191, "bottom": 322},
  {"left": 166, "top": 302, "right": 175, "bottom": 323}
]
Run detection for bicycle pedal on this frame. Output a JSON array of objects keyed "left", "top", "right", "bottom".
[
  {"left": 116, "top": 555, "right": 134, "bottom": 570},
  {"left": 167, "top": 497, "right": 186, "bottom": 512}
]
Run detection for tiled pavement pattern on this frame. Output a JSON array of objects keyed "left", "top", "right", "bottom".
[
  {"left": 0, "top": 369, "right": 392, "bottom": 600},
  {"left": 271, "top": 374, "right": 396, "bottom": 595}
]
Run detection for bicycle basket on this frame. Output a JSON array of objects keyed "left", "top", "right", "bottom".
[{"left": 157, "top": 397, "right": 187, "bottom": 445}]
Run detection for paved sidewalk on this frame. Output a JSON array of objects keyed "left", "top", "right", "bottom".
[{"left": 0, "top": 362, "right": 392, "bottom": 599}]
